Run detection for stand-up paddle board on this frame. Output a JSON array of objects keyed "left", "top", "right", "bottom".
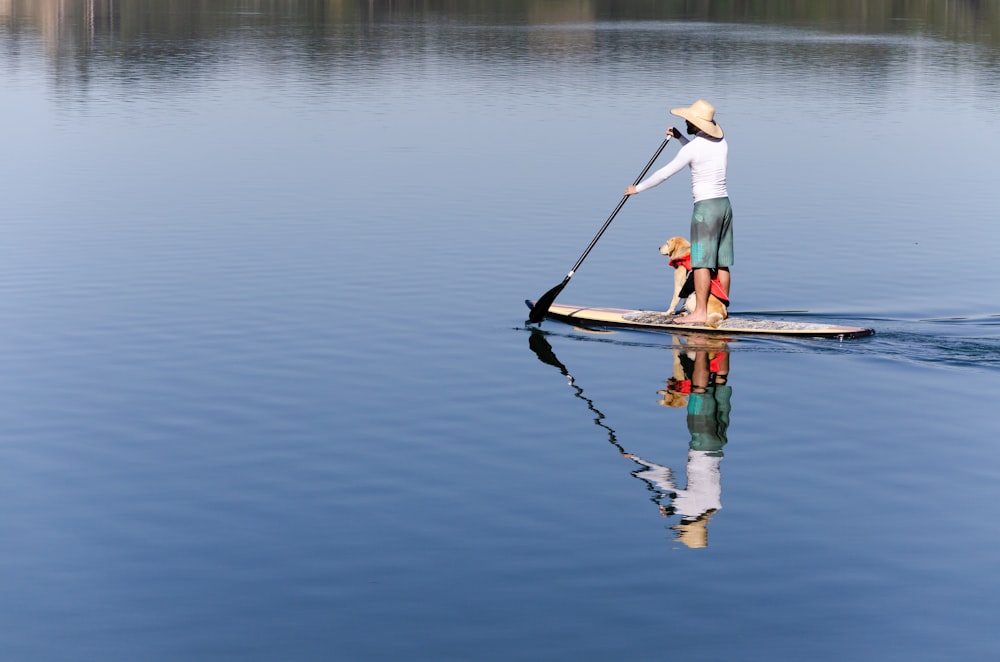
[{"left": 525, "top": 300, "right": 874, "bottom": 339}]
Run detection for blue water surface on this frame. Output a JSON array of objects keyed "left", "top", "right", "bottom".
[{"left": 1, "top": 3, "right": 1000, "bottom": 660}]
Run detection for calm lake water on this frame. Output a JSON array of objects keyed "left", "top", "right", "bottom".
[{"left": 3, "top": 2, "right": 1000, "bottom": 660}]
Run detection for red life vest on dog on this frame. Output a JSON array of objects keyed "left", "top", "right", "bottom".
[
  {"left": 666, "top": 352, "right": 729, "bottom": 394},
  {"left": 669, "top": 255, "right": 730, "bottom": 306}
]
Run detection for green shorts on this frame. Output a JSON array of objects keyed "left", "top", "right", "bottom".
[
  {"left": 687, "top": 384, "right": 732, "bottom": 453},
  {"left": 689, "top": 196, "right": 734, "bottom": 269}
]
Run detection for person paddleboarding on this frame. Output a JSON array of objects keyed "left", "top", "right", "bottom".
[{"left": 625, "top": 100, "right": 733, "bottom": 326}]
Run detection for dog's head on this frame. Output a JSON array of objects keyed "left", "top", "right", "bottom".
[{"left": 659, "top": 236, "right": 691, "bottom": 260}]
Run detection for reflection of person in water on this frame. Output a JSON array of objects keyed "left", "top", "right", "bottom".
[
  {"left": 625, "top": 341, "right": 731, "bottom": 548},
  {"left": 527, "top": 329, "right": 733, "bottom": 549}
]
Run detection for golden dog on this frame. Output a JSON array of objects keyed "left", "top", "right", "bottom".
[{"left": 658, "top": 236, "right": 729, "bottom": 328}]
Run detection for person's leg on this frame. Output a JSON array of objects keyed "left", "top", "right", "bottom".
[
  {"left": 716, "top": 199, "right": 734, "bottom": 297},
  {"left": 717, "top": 266, "right": 730, "bottom": 297},
  {"left": 678, "top": 198, "right": 724, "bottom": 324},
  {"left": 676, "top": 267, "right": 710, "bottom": 324},
  {"left": 690, "top": 349, "right": 710, "bottom": 390}
]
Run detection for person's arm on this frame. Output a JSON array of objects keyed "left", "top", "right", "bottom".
[
  {"left": 623, "top": 453, "right": 677, "bottom": 492},
  {"left": 625, "top": 129, "right": 691, "bottom": 195},
  {"left": 629, "top": 149, "right": 691, "bottom": 194}
]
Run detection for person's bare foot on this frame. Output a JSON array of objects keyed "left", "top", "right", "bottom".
[{"left": 672, "top": 313, "right": 707, "bottom": 325}]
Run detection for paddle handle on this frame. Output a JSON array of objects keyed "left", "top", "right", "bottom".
[{"left": 563, "top": 136, "right": 670, "bottom": 277}]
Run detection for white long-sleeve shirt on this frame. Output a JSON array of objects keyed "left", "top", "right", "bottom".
[
  {"left": 629, "top": 450, "right": 723, "bottom": 520},
  {"left": 634, "top": 133, "right": 729, "bottom": 202}
]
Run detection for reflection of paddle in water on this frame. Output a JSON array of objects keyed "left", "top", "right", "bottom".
[
  {"left": 528, "top": 329, "right": 627, "bottom": 454},
  {"left": 528, "top": 329, "right": 732, "bottom": 549}
]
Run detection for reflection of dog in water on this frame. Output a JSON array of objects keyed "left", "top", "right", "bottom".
[
  {"left": 657, "top": 341, "right": 729, "bottom": 409},
  {"left": 657, "top": 350, "right": 690, "bottom": 408},
  {"left": 659, "top": 236, "right": 730, "bottom": 327}
]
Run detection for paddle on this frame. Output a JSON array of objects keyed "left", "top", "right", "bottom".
[{"left": 527, "top": 137, "right": 671, "bottom": 324}]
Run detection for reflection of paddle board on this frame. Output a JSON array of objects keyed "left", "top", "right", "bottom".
[{"left": 525, "top": 300, "right": 875, "bottom": 339}]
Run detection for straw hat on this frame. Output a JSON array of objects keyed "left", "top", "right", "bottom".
[
  {"left": 671, "top": 99, "right": 723, "bottom": 139},
  {"left": 672, "top": 510, "right": 717, "bottom": 549}
]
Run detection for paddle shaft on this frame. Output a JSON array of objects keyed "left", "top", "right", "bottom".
[
  {"left": 563, "top": 137, "right": 670, "bottom": 279},
  {"left": 527, "top": 137, "right": 670, "bottom": 324}
]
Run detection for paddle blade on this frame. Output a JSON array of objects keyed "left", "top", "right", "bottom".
[{"left": 527, "top": 281, "right": 566, "bottom": 324}]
